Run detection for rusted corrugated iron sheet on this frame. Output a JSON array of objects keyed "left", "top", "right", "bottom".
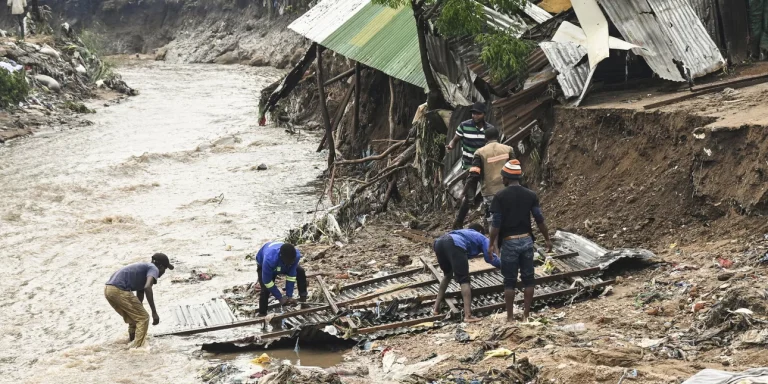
[
  {"left": 598, "top": 0, "right": 725, "bottom": 82},
  {"left": 716, "top": 0, "right": 750, "bottom": 63},
  {"left": 493, "top": 78, "right": 554, "bottom": 138},
  {"left": 687, "top": 0, "right": 722, "bottom": 50},
  {"left": 539, "top": 41, "right": 588, "bottom": 98}
]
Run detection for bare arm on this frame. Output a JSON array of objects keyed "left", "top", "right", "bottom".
[
  {"left": 532, "top": 206, "right": 552, "bottom": 252},
  {"left": 446, "top": 133, "right": 461, "bottom": 150},
  {"left": 136, "top": 290, "right": 144, "bottom": 303},
  {"left": 143, "top": 277, "right": 160, "bottom": 325},
  {"left": 489, "top": 225, "right": 500, "bottom": 257}
]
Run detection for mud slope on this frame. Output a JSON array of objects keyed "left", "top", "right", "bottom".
[{"left": 538, "top": 107, "right": 768, "bottom": 250}]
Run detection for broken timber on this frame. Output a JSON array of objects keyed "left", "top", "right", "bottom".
[
  {"left": 644, "top": 73, "right": 768, "bottom": 109},
  {"left": 420, "top": 256, "right": 459, "bottom": 314},
  {"left": 158, "top": 254, "right": 605, "bottom": 337}
]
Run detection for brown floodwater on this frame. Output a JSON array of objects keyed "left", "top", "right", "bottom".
[{"left": 0, "top": 62, "right": 326, "bottom": 383}]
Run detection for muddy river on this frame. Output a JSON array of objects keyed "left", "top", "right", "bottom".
[{"left": 0, "top": 62, "right": 326, "bottom": 383}]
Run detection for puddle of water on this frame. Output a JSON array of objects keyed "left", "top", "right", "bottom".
[{"left": 213, "top": 347, "right": 347, "bottom": 369}]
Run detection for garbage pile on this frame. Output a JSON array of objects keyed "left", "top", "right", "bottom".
[{"left": 1, "top": 25, "right": 137, "bottom": 140}]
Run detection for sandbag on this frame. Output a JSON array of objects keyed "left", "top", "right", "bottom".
[{"left": 34, "top": 74, "right": 61, "bottom": 91}]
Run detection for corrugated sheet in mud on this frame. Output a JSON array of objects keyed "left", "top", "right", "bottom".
[{"left": 540, "top": 41, "right": 588, "bottom": 98}]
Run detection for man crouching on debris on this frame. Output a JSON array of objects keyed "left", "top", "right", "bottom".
[
  {"left": 489, "top": 160, "right": 552, "bottom": 323},
  {"left": 105, "top": 253, "right": 174, "bottom": 348},
  {"left": 255, "top": 241, "right": 308, "bottom": 316},
  {"left": 433, "top": 223, "right": 501, "bottom": 323}
]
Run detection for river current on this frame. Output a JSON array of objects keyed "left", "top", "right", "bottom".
[{"left": 0, "top": 62, "right": 324, "bottom": 383}]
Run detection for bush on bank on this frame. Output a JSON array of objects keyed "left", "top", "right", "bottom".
[{"left": 0, "top": 69, "right": 30, "bottom": 109}]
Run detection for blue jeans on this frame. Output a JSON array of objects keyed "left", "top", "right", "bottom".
[{"left": 501, "top": 237, "right": 535, "bottom": 288}]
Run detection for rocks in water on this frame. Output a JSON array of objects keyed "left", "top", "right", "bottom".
[
  {"left": 154, "top": 47, "right": 168, "bottom": 61},
  {"left": 213, "top": 51, "right": 239, "bottom": 65},
  {"left": 248, "top": 55, "right": 269, "bottom": 67}
]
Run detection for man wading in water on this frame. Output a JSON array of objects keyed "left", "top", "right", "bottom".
[
  {"left": 432, "top": 223, "right": 501, "bottom": 322},
  {"left": 489, "top": 160, "right": 552, "bottom": 322},
  {"left": 104, "top": 253, "right": 174, "bottom": 347}
]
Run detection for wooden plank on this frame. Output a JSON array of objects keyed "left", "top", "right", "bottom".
[
  {"left": 352, "top": 62, "right": 361, "bottom": 140},
  {"left": 357, "top": 314, "right": 446, "bottom": 335},
  {"left": 396, "top": 230, "right": 433, "bottom": 244},
  {"left": 339, "top": 266, "right": 423, "bottom": 291},
  {"left": 323, "top": 67, "right": 356, "bottom": 87},
  {"left": 316, "top": 276, "right": 340, "bottom": 315},
  {"left": 420, "top": 256, "right": 459, "bottom": 314},
  {"left": 644, "top": 73, "right": 768, "bottom": 109},
  {"left": 473, "top": 279, "right": 614, "bottom": 313}
]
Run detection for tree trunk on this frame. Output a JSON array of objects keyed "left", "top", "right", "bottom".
[
  {"left": 315, "top": 45, "right": 335, "bottom": 168},
  {"left": 388, "top": 76, "right": 396, "bottom": 164},
  {"left": 352, "top": 62, "right": 361, "bottom": 143},
  {"left": 411, "top": 0, "right": 449, "bottom": 110}
]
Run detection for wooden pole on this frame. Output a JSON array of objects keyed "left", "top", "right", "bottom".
[
  {"left": 352, "top": 62, "right": 361, "bottom": 142},
  {"left": 333, "top": 84, "right": 355, "bottom": 146},
  {"left": 315, "top": 45, "right": 335, "bottom": 167},
  {"left": 323, "top": 68, "right": 356, "bottom": 87}
]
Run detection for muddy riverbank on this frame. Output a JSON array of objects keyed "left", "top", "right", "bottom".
[{"left": 0, "top": 61, "right": 325, "bottom": 383}]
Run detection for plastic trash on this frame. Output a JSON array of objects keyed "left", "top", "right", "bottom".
[
  {"left": 558, "top": 323, "right": 587, "bottom": 335},
  {"left": 251, "top": 353, "right": 271, "bottom": 365},
  {"left": 483, "top": 348, "right": 513, "bottom": 361}
]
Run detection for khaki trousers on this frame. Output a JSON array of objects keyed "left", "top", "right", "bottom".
[{"left": 104, "top": 285, "right": 150, "bottom": 348}]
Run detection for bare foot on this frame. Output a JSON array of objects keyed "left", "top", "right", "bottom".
[
  {"left": 464, "top": 316, "right": 482, "bottom": 323},
  {"left": 433, "top": 309, "right": 441, "bottom": 316}
]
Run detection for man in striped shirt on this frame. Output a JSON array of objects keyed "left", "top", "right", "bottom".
[{"left": 446, "top": 102, "right": 493, "bottom": 169}]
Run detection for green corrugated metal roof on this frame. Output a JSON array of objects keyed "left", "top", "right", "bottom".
[{"left": 320, "top": 4, "right": 427, "bottom": 88}]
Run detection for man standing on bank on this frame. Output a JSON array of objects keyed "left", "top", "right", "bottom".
[
  {"left": 489, "top": 160, "right": 553, "bottom": 323},
  {"left": 447, "top": 102, "right": 493, "bottom": 229},
  {"left": 105, "top": 253, "right": 174, "bottom": 348},
  {"left": 432, "top": 223, "right": 501, "bottom": 322},
  {"left": 255, "top": 241, "right": 308, "bottom": 316}
]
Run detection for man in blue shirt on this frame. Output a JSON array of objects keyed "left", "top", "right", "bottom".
[
  {"left": 255, "top": 241, "right": 308, "bottom": 316},
  {"left": 105, "top": 253, "right": 174, "bottom": 348},
  {"left": 432, "top": 223, "right": 501, "bottom": 322}
]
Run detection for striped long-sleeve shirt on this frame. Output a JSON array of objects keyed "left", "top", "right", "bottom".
[{"left": 456, "top": 119, "right": 492, "bottom": 169}]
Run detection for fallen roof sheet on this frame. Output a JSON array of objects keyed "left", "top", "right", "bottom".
[
  {"left": 552, "top": 231, "right": 656, "bottom": 270},
  {"left": 682, "top": 368, "right": 768, "bottom": 384},
  {"left": 288, "top": 0, "right": 427, "bottom": 88},
  {"left": 597, "top": 0, "right": 725, "bottom": 82},
  {"left": 524, "top": 2, "right": 555, "bottom": 24},
  {"left": 539, "top": 41, "right": 588, "bottom": 98}
]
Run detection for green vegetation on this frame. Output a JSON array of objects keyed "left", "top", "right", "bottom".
[
  {"left": 63, "top": 101, "right": 95, "bottom": 114},
  {"left": 372, "top": 0, "right": 533, "bottom": 98},
  {"left": 0, "top": 69, "right": 30, "bottom": 109}
]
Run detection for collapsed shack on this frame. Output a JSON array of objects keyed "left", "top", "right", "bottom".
[
  {"left": 157, "top": 231, "right": 655, "bottom": 355},
  {"left": 254, "top": 0, "right": 766, "bottom": 238}
]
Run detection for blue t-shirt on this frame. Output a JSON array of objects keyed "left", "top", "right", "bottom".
[
  {"left": 448, "top": 229, "right": 501, "bottom": 268},
  {"left": 106, "top": 263, "right": 160, "bottom": 291}
]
